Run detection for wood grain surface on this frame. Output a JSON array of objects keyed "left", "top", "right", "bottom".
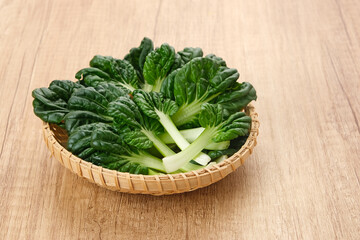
[{"left": 1, "top": 0, "right": 359, "bottom": 239}]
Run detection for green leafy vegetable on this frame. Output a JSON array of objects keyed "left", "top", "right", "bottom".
[
  {"left": 207, "top": 149, "right": 237, "bottom": 160},
  {"left": 90, "top": 128, "right": 163, "bottom": 173},
  {"left": 32, "top": 38, "right": 258, "bottom": 175},
  {"left": 133, "top": 90, "right": 211, "bottom": 166},
  {"left": 94, "top": 82, "right": 130, "bottom": 102},
  {"left": 143, "top": 43, "right": 176, "bottom": 92},
  {"left": 69, "top": 124, "right": 165, "bottom": 174},
  {"left": 109, "top": 96, "right": 207, "bottom": 172},
  {"left": 107, "top": 96, "right": 170, "bottom": 154},
  {"left": 124, "top": 37, "right": 154, "bottom": 82},
  {"left": 162, "top": 104, "right": 251, "bottom": 172},
  {"left": 163, "top": 57, "right": 239, "bottom": 127},
  {"left": 32, "top": 80, "right": 83, "bottom": 123},
  {"left": 64, "top": 87, "right": 124, "bottom": 132},
  {"left": 48, "top": 80, "right": 84, "bottom": 101},
  {"left": 75, "top": 67, "right": 112, "bottom": 84},
  {"left": 178, "top": 47, "right": 203, "bottom": 65},
  {"left": 67, "top": 122, "right": 112, "bottom": 160},
  {"left": 89, "top": 55, "right": 140, "bottom": 91},
  {"left": 90, "top": 128, "right": 203, "bottom": 174},
  {"left": 169, "top": 47, "right": 203, "bottom": 72},
  {"left": 214, "top": 82, "right": 257, "bottom": 116},
  {"left": 205, "top": 54, "right": 227, "bottom": 67}
]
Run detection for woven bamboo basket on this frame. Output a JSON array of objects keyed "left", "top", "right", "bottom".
[{"left": 42, "top": 104, "right": 259, "bottom": 195}]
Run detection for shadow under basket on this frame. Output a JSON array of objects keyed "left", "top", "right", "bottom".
[{"left": 42, "top": 104, "right": 259, "bottom": 195}]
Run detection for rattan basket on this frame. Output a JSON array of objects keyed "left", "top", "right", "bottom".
[{"left": 42, "top": 104, "right": 259, "bottom": 195}]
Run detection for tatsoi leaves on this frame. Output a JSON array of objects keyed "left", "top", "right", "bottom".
[
  {"left": 94, "top": 82, "right": 130, "bottom": 102},
  {"left": 168, "top": 57, "right": 239, "bottom": 127},
  {"left": 169, "top": 47, "right": 203, "bottom": 72},
  {"left": 31, "top": 38, "right": 258, "bottom": 175},
  {"left": 133, "top": 90, "right": 178, "bottom": 119},
  {"left": 107, "top": 97, "right": 142, "bottom": 127},
  {"left": 89, "top": 55, "right": 140, "bottom": 91},
  {"left": 75, "top": 55, "right": 140, "bottom": 91},
  {"left": 178, "top": 47, "right": 203, "bottom": 65},
  {"left": 214, "top": 82, "right": 257, "bottom": 116},
  {"left": 199, "top": 104, "right": 251, "bottom": 142},
  {"left": 32, "top": 98, "right": 68, "bottom": 123},
  {"left": 82, "top": 75, "right": 131, "bottom": 98},
  {"left": 170, "top": 53, "right": 182, "bottom": 72},
  {"left": 90, "top": 152, "right": 150, "bottom": 175},
  {"left": 133, "top": 90, "right": 211, "bottom": 166},
  {"left": 143, "top": 43, "right": 176, "bottom": 92},
  {"left": 108, "top": 96, "right": 173, "bottom": 155},
  {"left": 68, "top": 87, "right": 109, "bottom": 114},
  {"left": 107, "top": 96, "right": 210, "bottom": 173},
  {"left": 48, "top": 80, "right": 84, "bottom": 101},
  {"left": 162, "top": 104, "right": 251, "bottom": 172},
  {"left": 91, "top": 129, "right": 128, "bottom": 154},
  {"left": 205, "top": 54, "right": 227, "bottom": 67},
  {"left": 122, "top": 131, "right": 153, "bottom": 150},
  {"left": 67, "top": 123, "right": 112, "bottom": 159},
  {"left": 65, "top": 87, "right": 115, "bottom": 132},
  {"left": 32, "top": 80, "right": 83, "bottom": 123},
  {"left": 32, "top": 88, "right": 68, "bottom": 123},
  {"left": 124, "top": 37, "right": 154, "bottom": 82},
  {"left": 75, "top": 67, "right": 112, "bottom": 84},
  {"left": 90, "top": 128, "right": 167, "bottom": 173},
  {"left": 68, "top": 123, "right": 166, "bottom": 174},
  {"left": 207, "top": 149, "right": 237, "bottom": 160},
  {"left": 160, "top": 69, "right": 179, "bottom": 101},
  {"left": 174, "top": 58, "right": 238, "bottom": 106},
  {"left": 161, "top": 59, "right": 257, "bottom": 127}
]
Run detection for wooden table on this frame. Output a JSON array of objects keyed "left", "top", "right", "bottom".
[{"left": 1, "top": 0, "right": 359, "bottom": 239}]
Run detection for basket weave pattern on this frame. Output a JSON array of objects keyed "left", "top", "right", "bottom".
[{"left": 42, "top": 105, "right": 259, "bottom": 195}]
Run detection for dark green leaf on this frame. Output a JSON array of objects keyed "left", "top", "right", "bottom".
[
  {"left": 214, "top": 111, "right": 251, "bottom": 142},
  {"left": 48, "top": 80, "right": 83, "bottom": 101},
  {"left": 229, "top": 134, "right": 249, "bottom": 150},
  {"left": 143, "top": 43, "right": 176, "bottom": 91},
  {"left": 197, "top": 103, "right": 251, "bottom": 142},
  {"left": 67, "top": 123, "right": 111, "bottom": 155},
  {"left": 64, "top": 110, "right": 113, "bottom": 133},
  {"left": 160, "top": 69, "right": 179, "bottom": 100},
  {"left": 78, "top": 148, "right": 97, "bottom": 159},
  {"left": 170, "top": 57, "right": 239, "bottom": 127},
  {"left": 169, "top": 53, "right": 182, "bottom": 72},
  {"left": 32, "top": 99, "right": 68, "bottom": 123},
  {"left": 123, "top": 131, "right": 153, "bottom": 149},
  {"left": 107, "top": 96, "right": 164, "bottom": 148},
  {"left": 205, "top": 54, "right": 227, "bottom": 67},
  {"left": 124, "top": 37, "right": 154, "bottom": 82},
  {"left": 32, "top": 87, "right": 68, "bottom": 123},
  {"left": 133, "top": 90, "right": 178, "bottom": 119},
  {"left": 208, "top": 149, "right": 237, "bottom": 160},
  {"left": 213, "top": 82, "right": 257, "bottom": 116},
  {"left": 89, "top": 152, "right": 128, "bottom": 166},
  {"left": 32, "top": 88, "right": 67, "bottom": 109},
  {"left": 198, "top": 103, "right": 223, "bottom": 127},
  {"left": 89, "top": 55, "right": 140, "bottom": 91},
  {"left": 95, "top": 82, "right": 130, "bottom": 102},
  {"left": 91, "top": 129, "right": 128, "bottom": 154},
  {"left": 75, "top": 67, "right": 112, "bottom": 82},
  {"left": 107, "top": 96, "right": 142, "bottom": 128},
  {"left": 178, "top": 47, "right": 203, "bottom": 65},
  {"left": 83, "top": 75, "right": 108, "bottom": 87},
  {"left": 68, "top": 87, "right": 109, "bottom": 114}
]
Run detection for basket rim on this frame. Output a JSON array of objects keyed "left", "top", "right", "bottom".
[{"left": 42, "top": 104, "right": 259, "bottom": 182}]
